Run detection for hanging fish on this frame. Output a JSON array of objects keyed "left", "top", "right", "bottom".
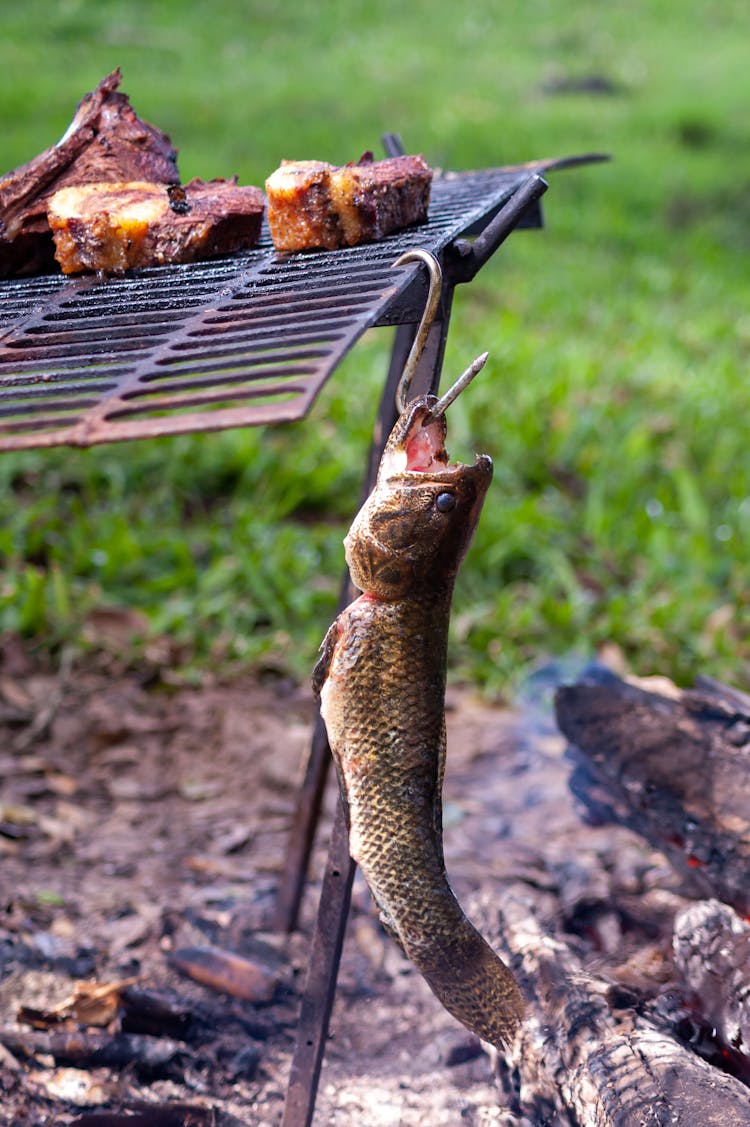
[{"left": 313, "top": 354, "right": 524, "bottom": 1047}]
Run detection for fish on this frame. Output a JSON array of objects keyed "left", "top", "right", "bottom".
[{"left": 313, "top": 383, "right": 524, "bottom": 1047}]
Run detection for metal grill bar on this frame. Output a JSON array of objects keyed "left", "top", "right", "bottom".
[{"left": 0, "top": 167, "right": 541, "bottom": 451}]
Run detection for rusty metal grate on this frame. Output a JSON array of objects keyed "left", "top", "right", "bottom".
[{"left": 0, "top": 166, "right": 542, "bottom": 452}]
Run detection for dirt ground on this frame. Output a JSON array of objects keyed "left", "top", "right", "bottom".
[{"left": 0, "top": 636, "right": 665, "bottom": 1126}]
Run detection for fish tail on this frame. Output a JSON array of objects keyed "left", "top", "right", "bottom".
[{"left": 405, "top": 913, "right": 525, "bottom": 1048}]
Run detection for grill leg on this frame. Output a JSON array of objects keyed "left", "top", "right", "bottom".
[
  {"left": 271, "top": 624, "right": 347, "bottom": 934},
  {"left": 280, "top": 308, "right": 453, "bottom": 1125},
  {"left": 280, "top": 797, "right": 354, "bottom": 1127}
]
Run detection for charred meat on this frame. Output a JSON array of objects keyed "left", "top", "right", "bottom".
[
  {"left": 47, "top": 178, "right": 264, "bottom": 274},
  {"left": 265, "top": 152, "right": 432, "bottom": 252},
  {"left": 0, "top": 70, "right": 179, "bottom": 276}
]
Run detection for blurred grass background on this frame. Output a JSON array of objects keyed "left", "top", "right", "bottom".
[{"left": 0, "top": 0, "right": 749, "bottom": 693}]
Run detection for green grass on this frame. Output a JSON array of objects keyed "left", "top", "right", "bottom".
[{"left": 1, "top": 1, "right": 749, "bottom": 693}]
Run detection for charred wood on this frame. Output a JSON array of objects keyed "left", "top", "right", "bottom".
[
  {"left": 484, "top": 893, "right": 750, "bottom": 1126},
  {"left": 0, "top": 1026, "right": 188, "bottom": 1076},
  {"left": 554, "top": 668, "right": 750, "bottom": 914},
  {"left": 673, "top": 898, "right": 750, "bottom": 1062},
  {"left": 67, "top": 1105, "right": 243, "bottom": 1127},
  {"left": 119, "top": 984, "right": 200, "bottom": 1040},
  {"left": 0, "top": 1017, "right": 265, "bottom": 1093},
  {"left": 169, "top": 944, "right": 280, "bottom": 1004}
]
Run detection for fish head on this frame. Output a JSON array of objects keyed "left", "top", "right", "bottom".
[{"left": 344, "top": 395, "right": 493, "bottom": 600}]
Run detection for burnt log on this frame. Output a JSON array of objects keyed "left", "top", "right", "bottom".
[
  {"left": 0, "top": 1026, "right": 187, "bottom": 1075},
  {"left": 67, "top": 1105, "right": 241, "bottom": 1127},
  {"left": 485, "top": 893, "right": 750, "bottom": 1126},
  {"left": 554, "top": 668, "right": 750, "bottom": 914},
  {"left": 673, "top": 898, "right": 750, "bottom": 1059}
]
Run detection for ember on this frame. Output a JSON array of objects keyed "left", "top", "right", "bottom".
[{"left": 2, "top": 651, "right": 750, "bottom": 1122}]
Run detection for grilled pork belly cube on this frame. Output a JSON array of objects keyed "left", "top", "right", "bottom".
[
  {"left": 47, "top": 178, "right": 264, "bottom": 274},
  {"left": 265, "top": 153, "right": 432, "bottom": 252},
  {"left": 264, "top": 161, "right": 342, "bottom": 253}
]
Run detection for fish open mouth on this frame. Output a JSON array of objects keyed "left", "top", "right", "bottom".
[
  {"left": 404, "top": 412, "right": 450, "bottom": 473},
  {"left": 379, "top": 395, "right": 491, "bottom": 489},
  {"left": 381, "top": 401, "right": 452, "bottom": 478}
]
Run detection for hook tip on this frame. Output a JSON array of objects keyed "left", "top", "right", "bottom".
[{"left": 427, "top": 351, "right": 490, "bottom": 421}]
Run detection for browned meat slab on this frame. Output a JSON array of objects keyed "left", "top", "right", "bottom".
[
  {"left": 265, "top": 153, "right": 432, "bottom": 252},
  {"left": 47, "top": 178, "right": 264, "bottom": 274},
  {"left": 0, "top": 70, "right": 179, "bottom": 276}
]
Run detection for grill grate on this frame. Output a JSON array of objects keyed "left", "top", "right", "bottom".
[{"left": 0, "top": 167, "right": 540, "bottom": 451}]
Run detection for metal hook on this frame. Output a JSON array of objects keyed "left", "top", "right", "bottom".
[{"left": 391, "top": 249, "right": 443, "bottom": 413}]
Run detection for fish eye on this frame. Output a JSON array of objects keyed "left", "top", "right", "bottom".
[{"left": 435, "top": 492, "right": 456, "bottom": 513}]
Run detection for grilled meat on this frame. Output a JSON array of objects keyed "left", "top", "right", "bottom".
[
  {"left": 265, "top": 152, "right": 432, "bottom": 252},
  {"left": 0, "top": 70, "right": 179, "bottom": 277},
  {"left": 47, "top": 178, "right": 264, "bottom": 274}
]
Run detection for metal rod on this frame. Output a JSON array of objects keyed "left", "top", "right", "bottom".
[
  {"left": 446, "top": 173, "right": 549, "bottom": 285},
  {"left": 271, "top": 711, "right": 338, "bottom": 933},
  {"left": 281, "top": 798, "right": 355, "bottom": 1127},
  {"left": 381, "top": 132, "right": 406, "bottom": 158}
]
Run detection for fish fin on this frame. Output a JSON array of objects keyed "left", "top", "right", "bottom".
[
  {"left": 312, "top": 618, "right": 340, "bottom": 699},
  {"left": 432, "top": 716, "right": 447, "bottom": 867},
  {"left": 378, "top": 910, "right": 405, "bottom": 949},
  {"left": 329, "top": 758, "right": 354, "bottom": 840}
]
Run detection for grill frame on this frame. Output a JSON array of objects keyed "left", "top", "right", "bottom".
[{"left": 0, "top": 165, "right": 543, "bottom": 451}]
